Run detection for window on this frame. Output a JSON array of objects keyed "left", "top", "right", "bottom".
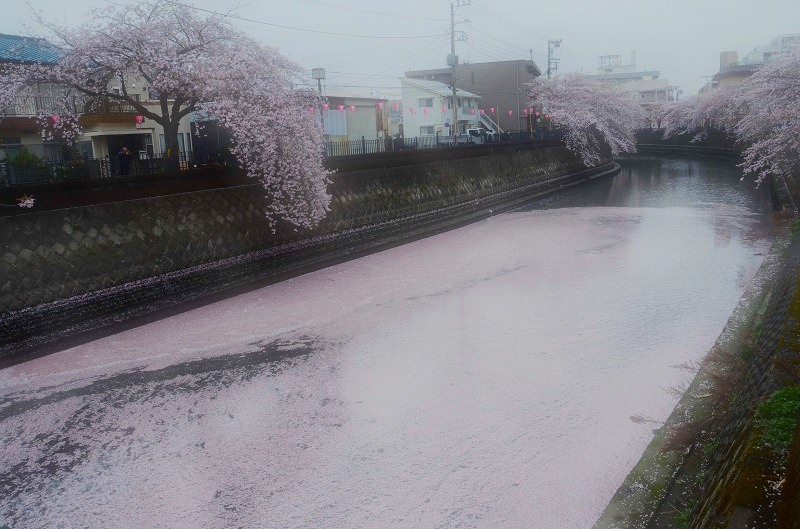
[
  {"left": 145, "top": 135, "right": 154, "bottom": 156},
  {"left": 159, "top": 134, "right": 165, "bottom": 154},
  {"left": 418, "top": 98, "right": 433, "bottom": 108},
  {"left": 45, "top": 143, "right": 62, "bottom": 163},
  {"left": 0, "top": 137, "right": 22, "bottom": 161},
  {"left": 78, "top": 141, "right": 93, "bottom": 159},
  {"left": 420, "top": 126, "right": 435, "bottom": 136}
]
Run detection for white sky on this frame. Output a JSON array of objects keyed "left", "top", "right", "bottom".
[{"left": 2, "top": 0, "right": 798, "bottom": 98}]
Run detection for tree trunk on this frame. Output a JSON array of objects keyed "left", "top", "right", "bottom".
[{"left": 162, "top": 121, "right": 181, "bottom": 171}]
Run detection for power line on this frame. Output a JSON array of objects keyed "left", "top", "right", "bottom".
[
  {"left": 294, "top": 0, "right": 449, "bottom": 22},
  {"left": 468, "top": 2, "right": 551, "bottom": 42},
  {"left": 496, "top": 3, "right": 800, "bottom": 18},
  {"left": 117, "top": 0, "right": 448, "bottom": 40}
]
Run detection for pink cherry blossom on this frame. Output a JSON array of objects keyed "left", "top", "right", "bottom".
[
  {"left": 0, "top": 1, "right": 331, "bottom": 229},
  {"left": 526, "top": 74, "right": 645, "bottom": 166}
]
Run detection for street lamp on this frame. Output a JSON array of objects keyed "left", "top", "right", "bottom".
[{"left": 312, "top": 68, "right": 325, "bottom": 96}]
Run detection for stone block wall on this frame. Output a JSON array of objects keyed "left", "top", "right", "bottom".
[{"left": 0, "top": 145, "right": 586, "bottom": 315}]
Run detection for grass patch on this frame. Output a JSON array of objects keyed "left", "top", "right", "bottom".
[{"left": 757, "top": 385, "right": 800, "bottom": 456}]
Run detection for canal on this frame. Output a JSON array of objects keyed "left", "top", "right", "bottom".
[{"left": 0, "top": 154, "right": 779, "bottom": 528}]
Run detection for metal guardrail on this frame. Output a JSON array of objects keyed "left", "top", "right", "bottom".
[
  {"left": 323, "top": 131, "right": 562, "bottom": 157},
  {"left": 0, "top": 151, "right": 227, "bottom": 187},
  {"left": 0, "top": 132, "right": 564, "bottom": 187}
]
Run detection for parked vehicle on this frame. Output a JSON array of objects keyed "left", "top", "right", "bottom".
[{"left": 466, "top": 127, "right": 495, "bottom": 144}]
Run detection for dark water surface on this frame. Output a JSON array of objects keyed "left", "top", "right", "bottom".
[
  {"left": 0, "top": 155, "right": 779, "bottom": 529},
  {"left": 529, "top": 155, "right": 773, "bottom": 212}
]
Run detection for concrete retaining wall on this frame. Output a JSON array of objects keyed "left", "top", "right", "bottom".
[{"left": 0, "top": 144, "right": 611, "bottom": 361}]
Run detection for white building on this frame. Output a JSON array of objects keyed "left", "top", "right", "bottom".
[
  {"left": 584, "top": 52, "right": 675, "bottom": 107},
  {"left": 400, "top": 78, "right": 481, "bottom": 137}
]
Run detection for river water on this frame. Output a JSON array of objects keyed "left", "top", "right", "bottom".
[{"left": 0, "top": 155, "right": 779, "bottom": 528}]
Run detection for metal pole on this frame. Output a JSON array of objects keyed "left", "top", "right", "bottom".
[
  {"left": 516, "top": 64, "right": 520, "bottom": 132},
  {"left": 451, "top": 2, "right": 458, "bottom": 140}
]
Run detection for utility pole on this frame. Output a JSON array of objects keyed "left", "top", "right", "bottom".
[
  {"left": 547, "top": 39, "right": 562, "bottom": 79},
  {"left": 448, "top": 1, "right": 469, "bottom": 138}
]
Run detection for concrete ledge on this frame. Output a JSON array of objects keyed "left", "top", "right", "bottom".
[{"left": 635, "top": 144, "right": 741, "bottom": 159}]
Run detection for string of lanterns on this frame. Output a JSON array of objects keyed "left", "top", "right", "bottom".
[{"left": 306, "top": 102, "right": 549, "bottom": 120}]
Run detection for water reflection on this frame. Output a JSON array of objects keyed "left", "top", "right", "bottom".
[{"left": 524, "top": 154, "right": 773, "bottom": 213}]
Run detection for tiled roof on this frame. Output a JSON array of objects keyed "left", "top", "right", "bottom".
[{"left": 0, "top": 33, "right": 60, "bottom": 65}]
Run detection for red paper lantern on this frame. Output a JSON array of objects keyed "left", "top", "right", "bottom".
[
  {"left": 490, "top": 107, "right": 495, "bottom": 113},
  {"left": 350, "top": 105, "right": 356, "bottom": 112},
  {"left": 480, "top": 109, "right": 485, "bottom": 115},
  {"left": 507, "top": 110, "right": 513, "bottom": 116},
  {"left": 441, "top": 105, "right": 446, "bottom": 112},
  {"left": 377, "top": 102, "right": 383, "bottom": 109},
  {"left": 423, "top": 108, "right": 428, "bottom": 115},
  {"left": 470, "top": 108, "right": 475, "bottom": 114},
  {"left": 338, "top": 104, "right": 344, "bottom": 112},
  {"left": 393, "top": 103, "right": 399, "bottom": 111},
  {"left": 323, "top": 103, "right": 329, "bottom": 110}
]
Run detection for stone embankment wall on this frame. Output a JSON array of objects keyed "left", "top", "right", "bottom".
[
  {"left": 687, "top": 228, "right": 800, "bottom": 529},
  {"left": 0, "top": 144, "right": 611, "bottom": 359}
]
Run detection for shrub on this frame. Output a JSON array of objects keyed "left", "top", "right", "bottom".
[{"left": 757, "top": 385, "right": 800, "bottom": 456}]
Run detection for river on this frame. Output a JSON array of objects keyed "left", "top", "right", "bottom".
[{"left": 0, "top": 154, "right": 779, "bottom": 528}]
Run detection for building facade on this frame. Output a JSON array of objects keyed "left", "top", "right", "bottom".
[
  {"left": 584, "top": 52, "right": 675, "bottom": 107},
  {"left": 0, "top": 33, "right": 194, "bottom": 166},
  {"left": 405, "top": 59, "right": 540, "bottom": 133},
  {"left": 400, "top": 77, "right": 481, "bottom": 137},
  {"left": 712, "top": 33, "right": 800, "bottom": 88},
  {"left": 321, "top": 95, "right": 388, "bottom": 143}
]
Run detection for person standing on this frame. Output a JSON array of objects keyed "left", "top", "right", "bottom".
[{"left": 117, "top": 146, "right": 131, "bottom": 176}]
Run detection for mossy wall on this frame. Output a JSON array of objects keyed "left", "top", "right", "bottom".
[{"left": 687, "top": 232, "right": 800, "bottom": 529}]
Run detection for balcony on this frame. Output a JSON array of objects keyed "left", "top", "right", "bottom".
[{"left": 1, "top": 96, "right": 138, "bottom": 117}]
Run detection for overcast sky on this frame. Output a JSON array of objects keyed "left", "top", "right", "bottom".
[{"left": 2, "top": 0, "right": 798, "bottom": 99}]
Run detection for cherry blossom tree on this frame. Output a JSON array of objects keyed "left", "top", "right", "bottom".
[
  {"left": 662, "top": 83, "right": 743, "bottom": 143},
  {"left": 526, "top": 73, "right": 645, "bottom": 166},
  {"left": 734, "top": 45, "right": 800, "bottom": 184},
  {"left": 660, "top": 44, "right": 800, "bottom": 185},
  {"left": 0, "top": 1, "right": 330, "bottom": 229}
]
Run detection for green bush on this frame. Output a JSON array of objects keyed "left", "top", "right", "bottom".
[
  {"left": 10, "top": 148, "right": 45, "bottom": 168},
  {"left": 758, "top": 385, "right": 800, "bottom": 455}
]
